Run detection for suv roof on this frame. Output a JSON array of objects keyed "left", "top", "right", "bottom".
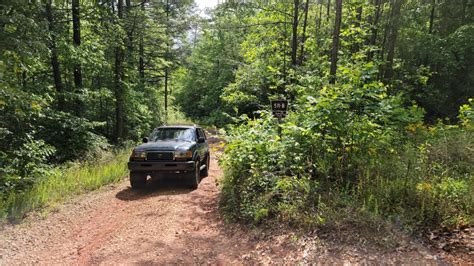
[{"left": 158, "top": 125, "right": 200, "bottom": 129}]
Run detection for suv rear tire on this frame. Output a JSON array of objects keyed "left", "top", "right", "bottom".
[
  {"left": 130, "top": 172, "right": 146, "bottom": 189},
  {"left": 187, "top": 160, "right": 200, "bottom": 189},
  {"left": 201, "top": 154, "right": 210, "bottom": 178}
]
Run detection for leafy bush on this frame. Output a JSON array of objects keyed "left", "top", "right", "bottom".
[
  {"left": 458, "top": 98, "right": 474, "bottom": 129},
  {"left": 37, "top": 110, "right": 110, "bottom": 162},
  {"left": 0, "top": 137, "right": 55, "bottom": 195},
  {"left": 219, "top": 82, "right": 473, "bottom": 231}
]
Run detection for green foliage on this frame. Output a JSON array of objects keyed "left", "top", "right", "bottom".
[
  {"left": 177, "top": 0, "right": 473, "bottom": 123},
  {"left": 174, "top": 5, "right": 249, "bottom": 126},
  {"left": 0, "top": 147, "right": 130, "bottom": 222},
  {"left": 0, "top": 137, "right": 55, "bottom": 195},
  {"left": 359, "top": 124, "right": 474, "bottom": 229},
  {"left": 458, "top": 98, "right": 474, "bottom": 128},
  {"left": 398, "top": 23, "right": 474, "bottom": 120},
  {"left": 220, "top": 77, "right": 473, "bottom": 230},
  {"left": 0, "top": 0, "right": 189, "bottom": 211},
  {"left": 0, "top": 0, "right": 195, "bottom": 220},
  {"left": 170, "top": 0, "right": 474, "bottom": 233},
  {"left": 36, "top": 111, "right": 109, "bottom": 162},
  {"left": 1, "top": 0, "right": 472, "bottom": 234}
]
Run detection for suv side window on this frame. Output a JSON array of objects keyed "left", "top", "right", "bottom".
[{"left": 197, "top": 128, "right": 206, "bottom": 140}]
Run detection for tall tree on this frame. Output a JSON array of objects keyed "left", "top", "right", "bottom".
[
  {"left": 329, "top": 0, "right": 342, "bottom": 84},
  {"left": 352, "top": 3, "right": 363, "bottom": 53},
  {"left": 72, "top": 0, "right": 83, "bottom": 115},
  {"left": 326, "top": 0, "right": 331, "bottom": 23},
  {"left": 428, "top": 0, "right": 436, "bottom": 34},
  {"left": 299, "top": 0, "right": 310, "bottom": 65},
  {"left": 114, "top": 0, "right": 125, "bottom": 141},
  {"left": 383, "top": 0, "right": 403, "bottom": 81},
  {"left": 461, "top": 0, "right": 467, "bottom": 25},
  {"left": 45, "top": 0, "right": 65, "bottom": 111},
  {"left": 125, "top": 0, "right": 133, "bottom": 53},
  {"left": 367, "top": 0, "right": 382, "bottom": 61},
  {"left": 164, "top": 0, "right": 170, "bottom": 120},
  {"left": 139, "top": 1, "right": 145, "bottom": 80},
  {"left": 291, "top": 0, "right": 299, "bottom": 66},
  {"left": 316, "top": 0, "right": 324, "bottom": 47}
]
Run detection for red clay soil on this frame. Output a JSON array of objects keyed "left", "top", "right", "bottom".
[{"left": 0, "top": 143, "right": 472, "bottom": 264}]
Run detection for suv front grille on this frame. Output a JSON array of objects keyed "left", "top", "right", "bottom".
[{"left": 146, "top": 152, "right": 173, "bottom": 161}]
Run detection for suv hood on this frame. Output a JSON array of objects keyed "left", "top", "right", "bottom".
[{"left": 134, "top": 140, "right": 195, "bottom": 151}]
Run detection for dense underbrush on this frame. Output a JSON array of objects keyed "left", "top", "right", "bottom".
[{"left": 219, "top": 82, "right": 473, "bottom": 233}]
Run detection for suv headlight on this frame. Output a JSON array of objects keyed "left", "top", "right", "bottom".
[
  {"left": 174, "top": 151, "right": 193, "bottom": 160},
  {"left": 131, "top": 150, "right": 147, "bottom": 160}
]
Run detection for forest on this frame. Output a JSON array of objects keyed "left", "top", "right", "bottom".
[
  {"left": 1, "top": 0, "right": 473, "bottom": 235},
  {"left": 0, "top": 0, "right": 195, "bottom": 219}
]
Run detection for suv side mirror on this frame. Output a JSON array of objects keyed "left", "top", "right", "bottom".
[
  {"left": 142, "top": 137, "right": 149, "bottom": 143},
  {"left": 198, "top": 137, "right": 205, "bottom": 143}
]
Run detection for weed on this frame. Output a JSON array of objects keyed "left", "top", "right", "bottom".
[{"left": 0, "top": 148, "right": 130, "bottom": 222}]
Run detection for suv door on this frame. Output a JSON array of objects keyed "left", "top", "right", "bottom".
[{"left": 196, "top": 128, "right": 207, "bottom": 163}]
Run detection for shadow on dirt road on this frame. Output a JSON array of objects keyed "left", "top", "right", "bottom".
[{"left": 115, "top": 177, "right": 193, "bottom": 201}]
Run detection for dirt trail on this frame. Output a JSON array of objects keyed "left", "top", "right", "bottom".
[
  {"left": 0, "top": 138, "right": 470, "bottom": 265},
  {"left": 0, "top": 149, "right": 300, "bottom": 264}
]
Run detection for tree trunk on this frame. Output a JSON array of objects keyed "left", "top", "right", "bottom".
[
  {"left": 114, "top": 0, "right": 125, "bottom": 142},
  {"left": 316, "top": 0, "right": 323, "bottom": 48},
  {"left": 379, "top": 1, "right": 392, "bottom": 70},
  {"left": 125, "top": 0, "right": 133, "bottom": 53},
  {"left": 326, "top": 0, "right": 331, "bottom": 23},
  {"left": 164, "top": 0, "right": 170, "bottom": 119},
  {"left": 299, "top": 0, "right": 309, "bottom": 65},
  {"left": 317, "top": 0, "right": 323, "bottom": 31},
  {"left": 367, "top": 0, "right": 382, "bottom": 61},
  {"left": 291, "top": 0, "right": 299, "bottom": 66},
  {"left": 383, "top": 0, "right": 403, "bottom": 82},
  {"left": 164, "top": 68, "right": 168, "bottom": 122},
  {"left": 139, "top": 1, "right": 145, "bottom": 80},
  {"left": 355, "top": 6, "right": 362, "bottom": 27},
  {"left": 66, "top": 0, "right": 70, "bottom": 36},
  {"left": 428, "top": 0, "right": 435, "bottom": 34},
  {"left": 352, "top": 5, "right": 363, "bottom": 53},
  {"left": 329, "top": 0, "right": 342, "bottom": 84},
  {"left": 72, "top": 0, "right": 83, "bottom": 115},
  {"left": 46, "top": 0, "right": 65, "bottom": 111},
  {"left": 461, "top": 0, "right": 467, "bottom": 25}
]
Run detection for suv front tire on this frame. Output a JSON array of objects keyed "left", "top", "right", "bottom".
[
  {"left": 130, "top": 172, "right": 147, "bottom": 189},
  {"left": 187, "top": 160, "right": 200, "bottom": 189}
]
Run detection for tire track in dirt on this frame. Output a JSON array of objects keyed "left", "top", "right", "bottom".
[{"left": 75, "top": 200, "right": 128, "bottom": 264}]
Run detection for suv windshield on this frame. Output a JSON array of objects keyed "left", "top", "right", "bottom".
[{"left": 150, "top": 128, "right": 195, "bottom": 142}]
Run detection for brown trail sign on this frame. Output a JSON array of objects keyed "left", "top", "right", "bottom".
[
  {"left": 271, "top": 100, "right": 288, "bottom": 138},
  {"left": 271, "top": 100, "right": 288, "bottom": 118}
]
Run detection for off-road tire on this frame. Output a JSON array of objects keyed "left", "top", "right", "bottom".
[
  {"left": 201, "top": 154, "right": 210, "bottom": 178},
  {"left": 187, "top": 160, "right": 200, "bottom": 189},
  {"left": 130, "top": 172, "right": 147, "bottom": 189}
]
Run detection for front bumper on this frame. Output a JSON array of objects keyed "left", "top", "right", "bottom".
[{"left": 128, "top": 160, "right": 195, "bottom": 173}]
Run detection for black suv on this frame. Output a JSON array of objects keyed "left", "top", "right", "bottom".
[{"left": 128, "top": 125, "right": 210, "bottom": 189}]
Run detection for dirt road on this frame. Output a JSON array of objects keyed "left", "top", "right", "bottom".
[
  {"left": 0, "top": 143, "right": 470, "bottom": 264},
  {"left": 0, "top": 150, "right": 300, "bottom": 264}
]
